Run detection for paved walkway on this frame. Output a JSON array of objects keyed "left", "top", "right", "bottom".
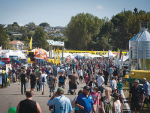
[{"left": 0, "top": 78, "right": 130, "bottom": 113}]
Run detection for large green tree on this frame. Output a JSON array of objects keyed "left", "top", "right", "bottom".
[
  {"left": 64, "top": 13, "right": 103, "bottom": 50},
  {"left": 12, "top": 22, "right": 19, "bottom": 27},
  {"left": 33, "top": 27, "right": 48, "bottom": 50},
  {"left": 26, "top": 22, "right": 37, "bottom": 30},
  {"left": 0, "top": 24, "right": 10, "bottom": 49},
  {"left": 39, "top": 22, "right": 50, "bottom": 28}
]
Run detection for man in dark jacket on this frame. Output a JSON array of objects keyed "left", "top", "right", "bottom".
[
  {"left": 30, "top": 70, "right": 36, "bottom": 92},
  {"left": 21, "top": 70, "right": 26, "bottom": 94},
  {"left": 129, "top": 79, "right": 144, "bottom": 113}
]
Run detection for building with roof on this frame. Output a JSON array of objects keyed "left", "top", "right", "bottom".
[{"left": 9, "top": 40, "right": 24, "bottom": 50}]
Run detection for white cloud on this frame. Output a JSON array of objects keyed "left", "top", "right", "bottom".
[
  {"left": 19, "top": 23, "right": 24, "bottom": 26},
  {"left": 97, "top": 5, "right": 104, "bottom": 9}
]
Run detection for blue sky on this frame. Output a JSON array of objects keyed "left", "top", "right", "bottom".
[{"left": 0, "top": 0, "right": 150, "bottom": 27}]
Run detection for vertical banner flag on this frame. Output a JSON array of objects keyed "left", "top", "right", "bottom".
[
  {"left": 29, "top": 37, "right": 32, "bottom": 50},
  {"left": 117, "top": 48, "right": 119, "bottom": 59},
  {"left": 0, "top": 46, "right": 2, "bottom": 54}
]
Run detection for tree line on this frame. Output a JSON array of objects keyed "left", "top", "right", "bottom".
[
  {"left": 64, "top": 9, "right": 150, "bottom": 51},
  {"left": 0, "top": 8, "right": 150, "bottom": 51}
]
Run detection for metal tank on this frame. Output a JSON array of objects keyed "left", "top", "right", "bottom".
[{"left": 129, "top": 22, "right": 150, "bottom": 70}]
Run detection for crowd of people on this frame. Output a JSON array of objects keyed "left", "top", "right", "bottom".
[{"left": 5, "top": 57, "right": 150, "bottom": 113}]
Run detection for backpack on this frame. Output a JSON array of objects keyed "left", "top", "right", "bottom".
[
  {"left": 60, "top": 76, "right": 64, "bottom": 83},
  {"left": 42, "top": 76, "right": 46, "bottom": 82}
]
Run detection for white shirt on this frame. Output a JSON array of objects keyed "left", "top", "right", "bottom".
[
  {"left": 40, "top": 73, "right": 47, "bottom": 83},
  {"left": 148, "top": 83, "right": 150, "bottom": 96},
  {"left": 78, "top": 70, "right": 83, "bottom": 76},
  {"left": 97, "top": 76, "right": 104, "bottom": 87},
  {"left": 57, "top": 67, "right": 60, "bottom": 72},
  {"left": 115, "top": 100, "right": 121, "bottom": 113},
  {"left": 110, "top": 79, "right": 117, "bottom": 90},
  {"left": 68, "top": 69, "right": 73, "bottom": 75}
]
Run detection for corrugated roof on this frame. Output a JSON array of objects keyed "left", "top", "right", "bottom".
[
  {"left": 129, "top": 29, "right": 150, "bottom": 41},
  {"left": 9, "top": 40, "right": 24, "bottom": 45}
]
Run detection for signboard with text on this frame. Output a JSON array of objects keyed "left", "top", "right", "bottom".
[{"left": 47, "top": 40, "right": 64, "bottom": 46}]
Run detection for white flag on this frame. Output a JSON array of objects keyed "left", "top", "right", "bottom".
[{"left": 0, "top": 46, "right": 2, "bottom": 54}]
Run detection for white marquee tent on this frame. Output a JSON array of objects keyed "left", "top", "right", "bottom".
[
  {"left": 103, "top": 50, "right": 116, "bottom": 58},
  {"left": 91, "top": 55, "right": 102, "bottom": 58},
  {"left": 3, "top": 50, "right": 26, "bottom": 59},
  {"left": 59, "top": 53, "right": 72, "bottom": 58}
]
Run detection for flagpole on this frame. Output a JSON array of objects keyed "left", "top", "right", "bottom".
[{"left": 1, "top": 46, "right": 2, "bottom": 61}]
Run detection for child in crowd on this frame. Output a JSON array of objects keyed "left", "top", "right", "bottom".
[
  {"left": 90, "top": 87, "right": 99, "bottom": 113},
  {"left": 85, "top": 73, "right": 89, "bottom": 85},
  {"left": 71, "top": 90, "right": 83, "bottom": 113},
  {"left": 113, "top": 93, "right": 123, "bottom": 113},
  {"left": 112, "top": 88, "right": 125, "bottom": 105},
  {"left": 90, "top": 78, "right": 97, "bottom": 92},
  {"left": 117, "top": 80, "right": 123, "bottom": 95}
]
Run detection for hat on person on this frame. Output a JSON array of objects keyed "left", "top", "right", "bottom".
[
  {"left": 113, "top": 93, "right": 120, "bottom": 97},
  {"left": 83, "top": 86, "right": 90, "bottom": 90},
  {"left": 113, "top": 88, "right": 117, "bottom": 90},
  {"left": 134, "top": 79, "right": 139, "bottom": 83},
  {"left": 142, "top": 78, "right": 146, "bottom": 81},
  {"left": 57, "top": 87, "right": 64, "bottom": 94},
  {"left": 58, "top": 69, "right": 64, "bottom": 73}
]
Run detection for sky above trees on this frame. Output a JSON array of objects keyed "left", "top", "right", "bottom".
[{"left": 0, "top": 0, "right": 150, "bottom": 27}]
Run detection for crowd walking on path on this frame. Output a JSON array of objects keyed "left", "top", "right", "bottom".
[{"left": 5, "top": 57, "right": 150, "bottom": 113}]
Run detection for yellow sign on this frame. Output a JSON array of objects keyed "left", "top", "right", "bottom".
[
  {"left": 47, "top": 59, "right": 54, "bottom": 63},
  {"left": 53, "top": 48, "right": 60, "bottom": 65},
  {"left": 56, "top": 50, "right": 128, "bottom": 56}
]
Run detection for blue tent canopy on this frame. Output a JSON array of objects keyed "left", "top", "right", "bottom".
[
  {"left": 14, "top": 60, "right": 21, "bottom": 64},
  {"left": 75, "top": 56, "right": 83, "bottom": 59},
  {"left": 0, "top": 61, "right": 5, "bottom": 66},
  {"left": 0, "top": 61, "right": 5, "bottom": 64}
]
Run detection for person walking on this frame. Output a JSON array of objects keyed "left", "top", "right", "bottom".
[
  {"left": 101, "top": 87, "right": 114, "bottom": 113},
  {"left": 47, "top": 87, "right": 72, "bottom": 113},
  {"left": 49, "top": 73, "right": 56, "bottom": 97},
  {"left": 117, "top": 80, "right": 123, "bottom": 95},
  {"left": 110, "top": 77, "right": 117, "bottom": 91},
  {"left": 40, "top": 71, "right": 47, "bottom": 95},
  {"left": 53, "top": 67, "right": 58, "bottom": 83},
  {"left": 20, "top": 70, "right": 27, "bottom": 94},
  {"left": 142, "top": 78, "right": 150, "bottom": 110},
  {"left": 36, "top": 69, "right": 42, "bottom": 91},
  {"left": 113, "top": 93, "right": 123, "bottom": 113},
  {"left": 17, "top": 90, "right": 42, "bottom": 113},
  {"left": 78, "top": 68, "right": 83, "bottom": 83},
  {"left": 129, "top": 79, "right": 144, "bottom": 113},
  {"left": 90, "top": 87, "right": 99, "bottom": 113},
  {"left": 58, "top": 70, "right": 66, "bottom": 89},
  {"left": 75, "top": 86, "right": 96, "bottom": 113},
  {"left": 68, "top": 67, "right": 73, "bottom": 79},
  {"left": 90, "top": 77, "right": 97, "bottom": 92},
  {"left": 97, "top": 73, "right": 104, "bottom": 97},
  {"left": 103, "top": 69, "right": 109, "bottom": 85},
  {"left": 30, "top": 70, "right": 36, "bottom": 92},
  {"left": 70, "top": 71, "right": 78, "bottom": 95},
  {"left": 85, "top": 73, "right": 89, "bottom": 85},
  {"left": 26, "top": 67, "right": 31, "bottom": 82},
  {"left": 112, "top": 88, "right": 125, "bottom": 105}
]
